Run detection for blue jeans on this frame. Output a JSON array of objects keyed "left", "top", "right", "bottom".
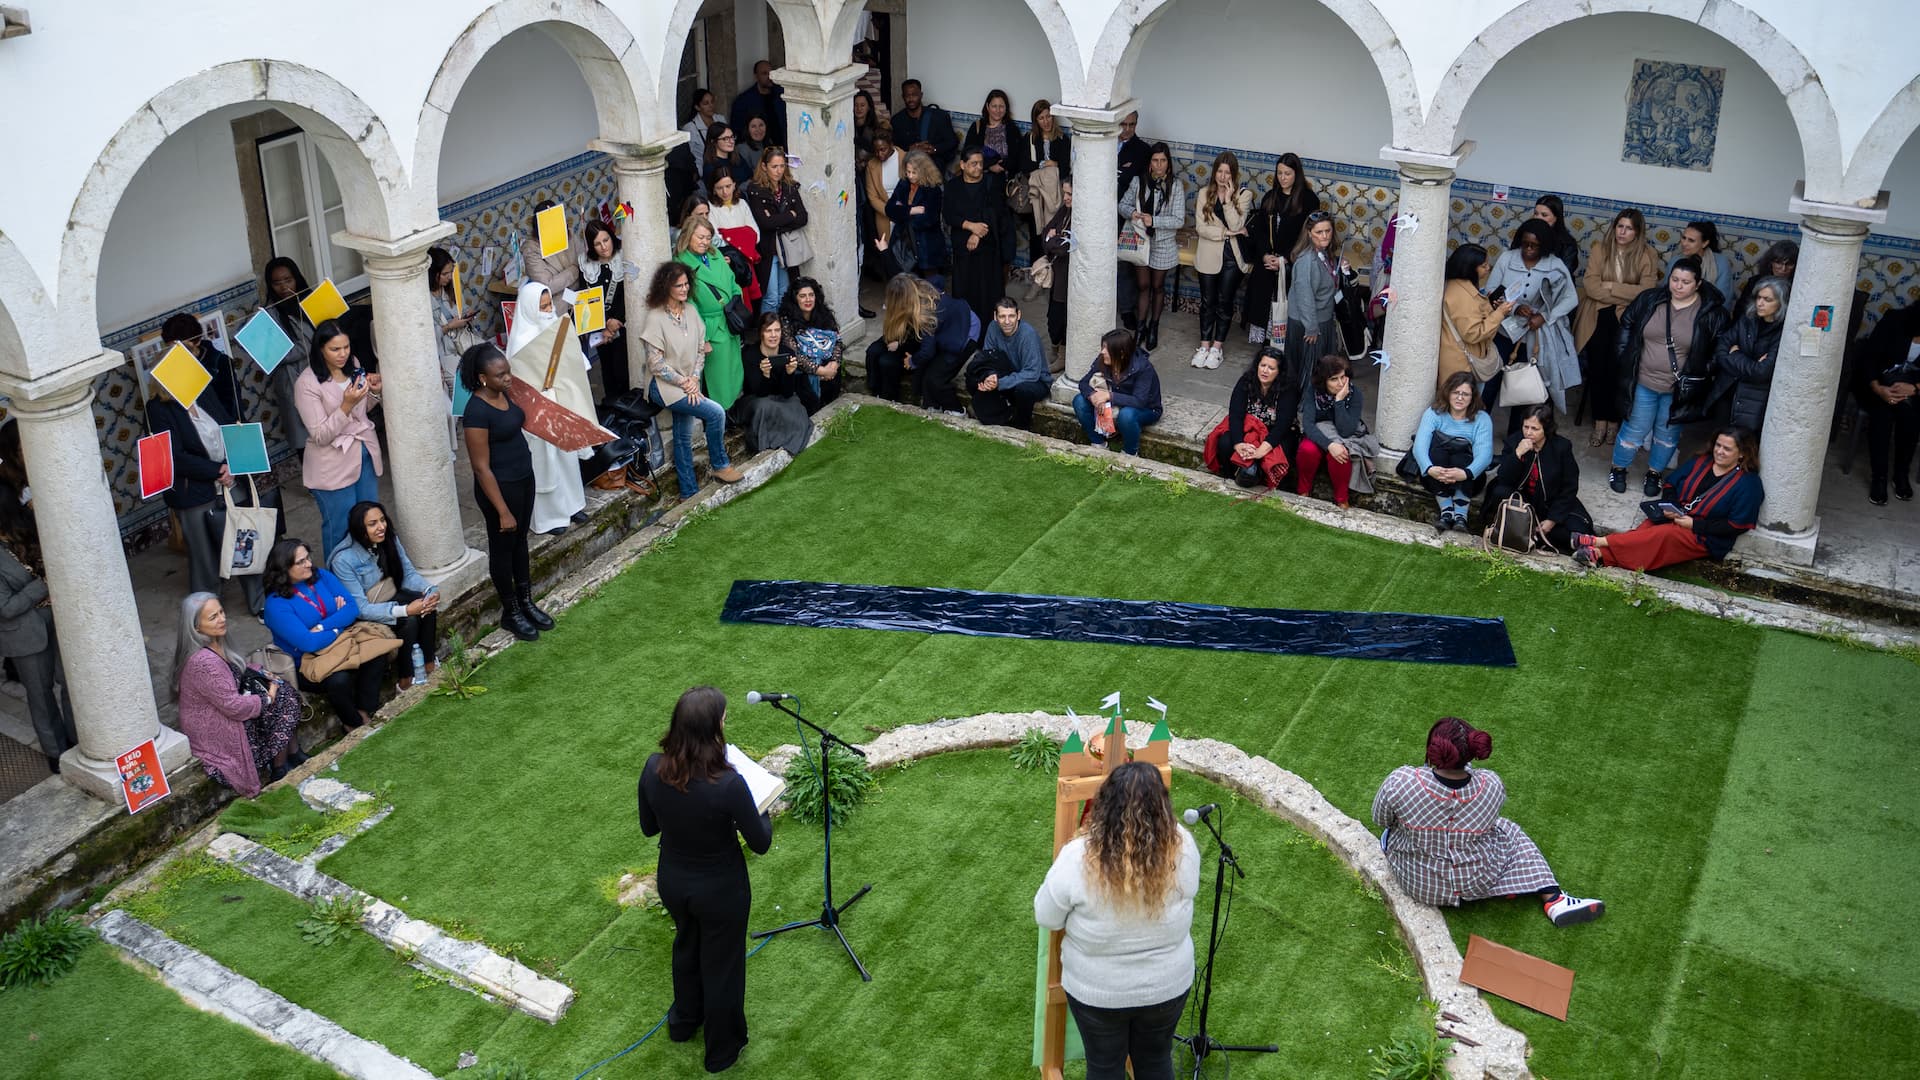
[
  {"left": 1612, "top": 383, "right": 1678, "bottom": 473},
  {"left": 650, "top": 384, "right": 731, "bottom": 498},
  {"left": 312, "top": 446, "right": 379, "bottom": 560},
  {"left": 760, "top": 255, "right": 788, "bottom": 313},
  {"left": 1073, "top": 395, "right": 1161, "bottom": 455}
]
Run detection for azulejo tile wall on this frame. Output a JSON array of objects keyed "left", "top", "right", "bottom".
[{"left": 91, "top": 152, "right": 619, "bottom": 540}]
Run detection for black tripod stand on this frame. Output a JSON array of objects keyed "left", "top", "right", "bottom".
[
  {"left": 750, "top": 697, "right": 874, "bottom": 981},
  {"left": 1176, "top": 808, "right": 1277, "bottom": 1077}
]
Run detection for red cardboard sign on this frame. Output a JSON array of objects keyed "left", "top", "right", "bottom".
[
  {"left": 116, "top": 738, "right": 170, "bottom": 815},
  {"left": 137, "top": 431, "right": 174, "bottom": 498}
]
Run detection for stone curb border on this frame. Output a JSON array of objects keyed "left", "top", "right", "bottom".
[
  {"left": 852, "top": 396, "right": 1919, "bottom": 652},
  {"left": 760, "top": 713, "right": 1533, "bottom": 1080},
  {"left": 94, "top": 909, "right": 435, "bottom": 1080},
  {"left": 296, "top": 776, "right": 393, "bottom": 865},
  {"left": 205, "top": 832, "right": 574, "bottom": 1024}
]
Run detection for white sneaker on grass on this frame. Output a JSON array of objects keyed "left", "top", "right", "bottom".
[{"left": 1545, "top": 893, "right": 1605, "bottom": 926}]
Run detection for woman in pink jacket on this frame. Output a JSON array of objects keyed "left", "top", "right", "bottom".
[
  {"left": 173, "top": 592, "right": 303, "bottom": 796},
  {"left": 294, "top": 319, "right": 384, "bottom": 560}
]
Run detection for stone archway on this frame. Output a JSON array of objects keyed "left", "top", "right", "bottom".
[
  {"left": 413, "top": 0, "right": 656, "bottom": 205},
  {"left": 1418, "top": 0, "right": 1843, "bottom": 197},
  {"left": 1089, "top": 0, "right": 1420, "bottom": 140},
  {"left": 1843, "top": 73, "right": 1920, "bottom": 207},
  {"left": 0, "top": 233, "right": 53, "bottom": 379},
  {"left": 54, "top": 60, "right": 416, "bottom": 371}
]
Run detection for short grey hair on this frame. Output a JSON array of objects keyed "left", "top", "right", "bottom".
[
  {"left": 1747, "top": 275, "right": 1791, "bottom": 322},
  {"left": 171, "top": 592, "right": 246, "bottom": 701}
]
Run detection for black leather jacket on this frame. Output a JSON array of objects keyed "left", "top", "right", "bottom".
[{"left": 1611, "top": 282, "right": 1730, "bottom": 419}]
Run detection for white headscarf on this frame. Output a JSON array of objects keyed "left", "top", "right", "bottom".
[{"left": 507, "top": 281, "right": 558, "bottom": 357}]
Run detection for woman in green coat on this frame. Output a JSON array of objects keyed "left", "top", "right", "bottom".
[{"left": 675, "top": 218, "right": 745, "bottom": 409}]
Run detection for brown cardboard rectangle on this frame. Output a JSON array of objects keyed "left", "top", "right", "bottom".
[{"left": 1459, "top": 934, "right": 1575, "bottom": 1021}]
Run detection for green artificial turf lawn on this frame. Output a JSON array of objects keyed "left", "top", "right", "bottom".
[
  {"left": 101, "top": 406, "right": 1916, "bottom": 1076},
  {"left": 3, "top": 943, "right": 338, "bottom": 1079}
]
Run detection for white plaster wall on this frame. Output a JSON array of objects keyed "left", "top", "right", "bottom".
[
  {"left": 1456, "top": 14, "right": 1801, "bottom": 223},
  {"left": 902, "top": 0, "right": 1062, "bottom": 114},
  {"left": 1880, "top": 134, "right": 1920, "bottom": 240},
  {"left": 437, "top": 29, "right": 601, "bottom": 203},
  {"left": 95, "top": 106, "right": 260, "bottom": 333}
]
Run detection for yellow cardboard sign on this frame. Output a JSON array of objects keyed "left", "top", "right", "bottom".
[
  {"left": 452, "top": 262, "right": 465, "bottom": 316},
  {"left": 300, "top": 278, "right": 349, "bottom": 326},
  {"left": 151, "top": 343, "right": 212, "bottom": 409},
  {"left": 537, "top": 204, "right": 569, "bottom": 258},
  {"left": 571, "top": 287, "right": 606, "bottom": 334}
]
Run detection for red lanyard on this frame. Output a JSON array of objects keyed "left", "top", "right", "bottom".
[{"left": 297, "top": 584, "right": 330, "bottom": 621}]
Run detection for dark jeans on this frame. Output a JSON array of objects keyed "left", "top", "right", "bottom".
[
  {"left": 474, "top": 474, "right": 534, "bottom": 603},
  {"left": 660, "top": 863, "right": 752, "bottom": 1071},
  {"left": 1197, "top": 261, "right": 1244, "bottom": 342},
  {"left": 10, "top": 626, "right": 75, "bottom": 766},
  {"left": 298, "top": 659, "right": 386, "bottom": 730},
  {"left": 1865, "top": 397, "right": 1919, "bottom": 483},
  {"left": 390, "top": 588, "right": 438, "bottom": 678},
  {"left": 1073, "top": 396, "right": 1162, "bottom": 455},
  {"left": 1066, "top": 989, "right": 1189, "bottom": 1080},
  {"left": 1048, "top": 295, "right": 1068, "bottom": 347}
]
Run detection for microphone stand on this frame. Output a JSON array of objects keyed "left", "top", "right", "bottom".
[
  {"left": 1176, "top": 809, "right": 1277, "bottom": 1077},
  {"left": 750, "top": 697, "right": 873, "bottom": 981}
]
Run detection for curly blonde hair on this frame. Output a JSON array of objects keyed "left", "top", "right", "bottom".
[{"left": 1082, "top": 761, "right": 1182, "bottom": 918}]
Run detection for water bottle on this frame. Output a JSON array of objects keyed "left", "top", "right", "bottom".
[{"left": 410, "top": 645, "right": 428, "bottom": 686}]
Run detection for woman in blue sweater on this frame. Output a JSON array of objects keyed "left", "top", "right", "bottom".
[
  {"left": 1412, "top": 371, "right": 1494, "bottom": 531},
  {"left": 1074, "top": 328, "right": 1163, "bottom": 455},
  {"left": 262, "top": 538, "right": 389, "bottom": 729}
]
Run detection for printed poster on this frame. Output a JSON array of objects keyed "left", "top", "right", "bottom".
[{"left": 117, "top": 738, "right": 171, "bottom": 815}]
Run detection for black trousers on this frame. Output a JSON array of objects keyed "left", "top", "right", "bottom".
[
  {"left": 1065, "top": 989, "right": 1189, "bottom": 1080},
  {"left": 965, "top": 352, "right": 1051, "bottom": 429},
  {"left": 390, "top": 588, "right": 438, "bottom": 678},
  {"left": 474, "top": 475, "right": 535, "bottom": 602},
  {"left": 1048, "top": 295, "right": 1068, "bottom": 347},
  {"left": 9, "top": 624, "right": 75, "bottom": 766},
  {"left": 1865, "top": 397, "right": 1919, "bottom": 483},
  {"left": 866, "top": 339, "right": 907, "bottom": 401},
  {"left": 660, "top": 862, "right": 752, "bottom": 1071},
  {"left": 1197, "top": 261, "right": 1244, "bottom": 342},
  {"left": 915, "top": 349, "right": 970, "bottom": 411},
  {"left": 297, "top": 659, "right": 385, "bottom": 729}
]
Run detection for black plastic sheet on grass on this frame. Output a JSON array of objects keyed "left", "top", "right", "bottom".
[{"left": 722, "top": 580, "right": 1516, "bottom": 667}]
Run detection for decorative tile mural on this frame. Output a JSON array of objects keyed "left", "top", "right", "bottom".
[{"left": 1622, "top": 59, "right": 1725, "bottom": 172}]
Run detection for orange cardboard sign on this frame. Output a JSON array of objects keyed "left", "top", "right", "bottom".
[
  {"left": 1459, "top": 934, "right": 1575, "bottom": 1021},
  {"left": 116, "top": 738, "right": 171, "bottom": 815}
]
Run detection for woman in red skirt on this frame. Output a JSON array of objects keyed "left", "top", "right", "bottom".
[{"left": 1573, "top": 426, "right": 1762, "bottom": 571}]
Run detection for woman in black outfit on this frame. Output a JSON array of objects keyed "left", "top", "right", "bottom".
[
  {"left": 639, "top": 686, "right": 773, "bottom": 1074},
  {"left": 1530, "top": 195, "right": 1581, "bottom": 278},
  {"left": 1857, "top": 302, "right": 1920, "bottom": 504},
  {"left": 1243, "top": 152, "right": 1319, "bottom": 345},
  {"left": 458, "top": 344, "right": 547, "bottom": 642},
  {"left": 1482, "top": 404, "right": 1592, "bottom": 554},
  {"left": 579, "top": 219, "right": 635, "bottom": 406},
  {"left": 1205, "top": 346, "right": 1297, "bottom": 489}
]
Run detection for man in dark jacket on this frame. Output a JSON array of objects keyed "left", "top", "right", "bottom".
[
  {"left": 891, "top": 79, "right": 957, "bottom": 170},
  {"left": 730, "top": 61, "right": 786, "bottom": 147}
]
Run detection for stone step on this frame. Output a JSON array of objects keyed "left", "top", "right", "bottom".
[
  {"left": 206, "top": 832, "right": 574, "bottom": 1023},
  {"left": 94, "top": 909, "right": 435, "bottom": 1080}
]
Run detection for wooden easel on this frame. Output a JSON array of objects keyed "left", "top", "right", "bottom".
[{"left": 1039, "top": 712, "right": 1173, "bottom": 1079}]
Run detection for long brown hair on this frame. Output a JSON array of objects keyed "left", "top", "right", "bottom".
[
  {"left": 1198, "top": 151, "right": 1240, "bottom": 223},
  {"left": 1082, "top": 761, "right": 1182, "bottom": 918},
  {"left": 657, "top": 686, "right": 731, "bottom": 792},
  {"left": 881, "top": 274, "right": 939, "bottom": 342}
]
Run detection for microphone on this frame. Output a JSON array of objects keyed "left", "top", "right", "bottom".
[
  {"left": 745, "top": 691, "right": 796, "bottom": 704},
  {"left": 1182, "top": 803, "right": 1219, "bottom": 826}
]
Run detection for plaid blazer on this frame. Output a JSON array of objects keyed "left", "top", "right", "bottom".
[{"left": 1371, "top": 765, "right": 1557, "bottom": 906}]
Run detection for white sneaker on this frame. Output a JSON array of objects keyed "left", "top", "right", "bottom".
[
  {"left": 1190, "top": 346, "right": 1209, "bottom": 369},
  {"left": 1545, "top": 893, "right": 1605, "bottom": 927},
  {"left": 1248, "top": 326, "right": 1266, "bottom": 344},
  {"left": 1205, "top": 344, "right": 1223, "bottom": 369}
]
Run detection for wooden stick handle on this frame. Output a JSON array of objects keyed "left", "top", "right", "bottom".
[{"left": 544, "top": 312, "right": 573, "bottom": 391}]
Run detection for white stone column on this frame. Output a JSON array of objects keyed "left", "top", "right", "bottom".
[
  {"left": 1373, "top": 145, "right": 1472, "bottom": 463},
  {"left": 1, "top": 360, "right": 188, "bottom": 800},
  {"left": 1050, "top": 102, "right": 1134, "bottom": 395},
  {"left": 1749, "top": 189, "right": 1887, "bottom": 565},
  {"left": 773, "top": 63, "right": 868, "bottom": 347},
  {"left": 337, "top": 226, "right": 484, "bottom": 588},
  {"left": 590, "top": 136, "right": 686, "bottom": 276}
]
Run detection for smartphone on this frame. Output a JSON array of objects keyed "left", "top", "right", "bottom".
[{"left": 1487, "top": 286, "right": 1507, "bottom": 303}]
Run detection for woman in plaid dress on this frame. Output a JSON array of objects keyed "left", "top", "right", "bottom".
[{"left": 1372, "top": 718, "right": 1604, "bottom": 927}]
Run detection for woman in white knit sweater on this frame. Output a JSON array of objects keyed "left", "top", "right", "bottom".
[{"left": 1035, "top": 760, "right": 1200, "bottom": 1080}]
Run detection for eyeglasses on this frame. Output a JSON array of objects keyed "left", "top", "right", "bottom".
[
  {"left": 1307, "top": 211, "right": 1332, "bottom": 223},
  {"left": 293, "top": 554, "right": 313, "bottom": 565}
]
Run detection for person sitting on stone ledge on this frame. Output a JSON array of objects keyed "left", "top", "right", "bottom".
[
  {"left": 1073, "top": 328, "right": 1162, "bottom": 456},
  {"left": 1412, "top": 372, "right": 1494, "bottom": 533},
  {"left": 1204, "top": 346, "right": 1294, "bottom": 489},
  {"left": 865, "top": 274, "right": 974, "bottom": 414},
  {"left": 329, "top": 501, "right": 440, "bottom": 685},
  {"left": 1373, "top": 717, "right": 1604, "bottom": 927},
  {"left": 262, "top": 537, "right": 389, "bottom": 731},
  {"left": 1482, "top": 404, "right": 1592, "bottom": 554},
  {"left": 174, "top": 591, "right": 304, "bottom": 796},
  {"left": 1296, "top": 354, "right": 1378, "bottom": 508},
  {"left": 967, "top": 297, "right": 1053, "bottom": 430},
  {"left": 1573, "top": 425, "right": 1762, "bottom": 572}
]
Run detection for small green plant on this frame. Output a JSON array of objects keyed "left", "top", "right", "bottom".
[
  {"left": 1009, "top": 728, "right": 1062, "bottom": 773},
  {"left": 433, "top": 633, "right": 488, "bottom": 699},
  {"left": 472, "top": 1061, "right": 536, "bottom": 1080},
  {"left": 782, "top": 742, "right": 877, "bottom": 824},
  {"left": 0, "top": 908, "right": 94, "bottom": 988},
  {"left": 1369, "top": 1013, "right": 1451, "bottom": 1080},
  {"left": 820, "top": 408, "right": 861, "bottom": 443},
  {"left": 298, "top": 893, "right": 368, "bottom": 947}
]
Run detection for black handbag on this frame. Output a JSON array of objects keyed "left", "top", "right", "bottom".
[
  {"left": 706, "top": 279, "right": 751, "bottom": 337},
  {"left": 1665, "top": 304, "right": 1714, "bottom": 423},
  {"left": 722, "top": 245, "right": 755, "bottom": 289},
  {"left": 1395, "top": 449, "right": 1423, "bottom": 484}
]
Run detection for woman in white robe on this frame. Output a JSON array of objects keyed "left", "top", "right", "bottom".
[{"left": 505, "top": 281, "right": 594, "bottom": 534}]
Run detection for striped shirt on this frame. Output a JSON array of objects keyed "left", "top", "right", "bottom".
[{"left": 1370, "top": 765, "right": 1558, "bottom": 906}]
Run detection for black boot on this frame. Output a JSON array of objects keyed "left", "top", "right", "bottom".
[
  {"left": 517, "top": 585, "right": 555, "bottom": 631},
  {"left": 501, "top": 595, "right": 541, "bottom": 641},
  {"left": 1143, "top": 318, "right": 1160, "bottom": 351}
]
